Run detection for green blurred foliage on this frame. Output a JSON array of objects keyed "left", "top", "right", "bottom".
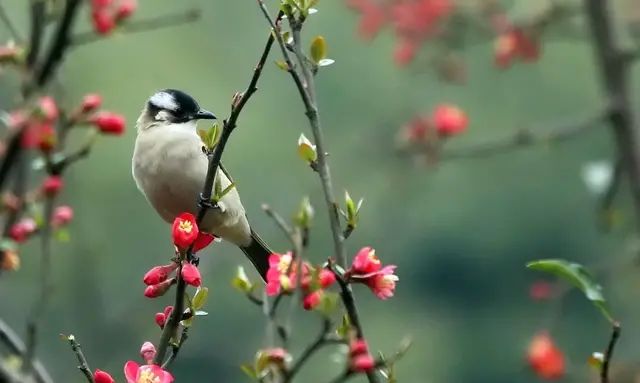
[{"left": 1, "top": 1, "right": 640, "bottom": 383}]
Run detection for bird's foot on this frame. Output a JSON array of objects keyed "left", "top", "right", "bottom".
[
  {"left": 187, "top": 251, "right": 200, "bottom": 266},
  {"left": 198, "top": 193, "right": 219, "bottom": 211}
]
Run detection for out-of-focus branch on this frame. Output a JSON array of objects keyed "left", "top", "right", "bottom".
[
  {"left": 66, "top": 335, "right": 94, "bottom": 383},
  {"left": 71, "top": 9, "right": 201, "bottom": 46},
  {"left": 0, "top": 318, "right": 53, "bottom": 383},
  {"left": 153, "top": 10, "right": 282, "bottom": 365},
  {"left": 431, "top": 110, "right": 607, "bottom": 160},
  {"left": 584, "top": 0, "right": 640, "bottom": 226},
  {"left": 0, "top": 1, "right": 23, "bottom": 42},
  {"left": 601, "top": 322, "right": 621, "bottom": 383},
  {"left": 284, "top": 319, "right": 342, "bottom": 382},
  {"left": 26, "top": 0, "right": 46, "bottom": 69}
]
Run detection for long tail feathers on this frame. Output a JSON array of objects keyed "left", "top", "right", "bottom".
[{"left": 240, "top": 229, "right": 272, "bottom": 282}]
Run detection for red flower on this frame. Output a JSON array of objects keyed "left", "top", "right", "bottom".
[
  {"left": 351, "top": 247, "right": 381, "bottom": 274},
  {"left": 93, "top": 369, "right": 115, "bottom": 383},
  {"left": 181, "top": 263, "right": 201, "bottom": 287},
  {"left": 365, "top": 265, "right": 398, "bottom": 300},
  {"left": 52, "top": 205, "right": 74, "bottom": 227},
  {"left": 42, "top": 176, "right": 63, "bottom": 196},
  {"left": 494, "top": 28, "right": 540, "bottom": 69},
  {"left": 266, "top": 252, "right": 295, "bottom": 296},
  {"left": 140, "top": 341, "right": 157, "bottom": 364},
  {"left": 91, "top": 111, "right": 125, "bottom": 135},
  {"left": 303, "top": 290, "right": 323, "bottom": 311},
  {"left": 9, "top": 218, "right": 37, "bottom": 243},
  {"left": 527, "top": 332, "right": 565, "bottom": 380},
  {"left": 124, "top": 361, "right": 173, "bottom": 383},
  {"left": 319, "top": 269, "right": 336, "bottom": 288},
  {"left": 81, "top": 94, "right": 102, "bottom": 113},
  {"left": 193, "top": 231, "right": 215, "bottom": 252},
  {"left": 346, "top": 0, "right": 387, "bottom": 40},
  {"left": 349, "top": 339, "right": 375, "bottom": 373},
  {"left": 144, "top": 278, "right": 175, "bottom": 298},
  {"left": 116, "top": 0, "right": 137, "bottom": 21},
  {"left": 530, "top": 281, "right": 553, "bottom": 301},
  {"left": 37, "top": 96, "right": 58, "bottom": 122},
  {"left": 432, "top": 104, "right": 467, "bottom": 136},
  {"left": 172, "top": 213, "right": 199, "bottom": 250},
  {"left": 92, "top": 10, "right": 115, "bottom": 35},
  {"left": 393, "top": 38, "right": 418, "bottom": 67},
  {"left": 143, "top": 263, "right": 178, "bottom": 285},
  {"left": 92, "top": 0, "right": 112, "bottom": 9},
  {"left": 154, "top": 306, "right": 173, "bottom": 329},
  {"left": 36, "top": 123, "right": 56, "bottom": 152}
]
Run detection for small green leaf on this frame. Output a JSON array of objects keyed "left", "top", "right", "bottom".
[
  {"left": 294, "top": 196, "right": 314, "bottom": 229},
  {"left": 240, "top": 363, "right": 257, "bottom": 379},
  {"left": 197, "top": 128, "right": 208, "bottom": 146},
  {"left": 232, "top": 266, "right": 254, "bottom": 293},
  {"left": 310, "top": 36, "right": 327, "bottom": 63},
  {"left": 297, "top": 133, "right": 317, "bottom": 162},
  {"left": 54, "top": 228, "right": 70, "bottom": 243},
  {"left": 218, "top": 182, "right": 236, "bottom": 200},
  {"left": 336, "top": 314, "right": 351, "bottom": 338},
  {"left": 527, "top": 259, "right": 612, "bottom": 322},
  {"left": 317, "top": 291, "right": 339, "bottom": 317},
  {"left": 275, "top": 60, "right": 289, "bottom": 71},
  {"left": 192, "top": 286, "right": 209, "bottom": 310}
]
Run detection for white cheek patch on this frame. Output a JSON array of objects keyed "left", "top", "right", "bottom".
[
  {"left": 149, "top": 92, "right": 178, "bottom": 111},
  {"left": 155, "top": 110, "right": 172, "bottom": 121}
]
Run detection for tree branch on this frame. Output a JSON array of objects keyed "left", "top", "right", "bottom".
[
  {"left": 285, "top": 319, "right": 340, "bottom": 382},
  {"left": 601, "top": 322, "right": 621, "bottom": 383},
  {"left": 0, "top": 1, "right": 23, "bottom": 43},
  {"left": 26, "top": 0, "right": 46, "bottom": 69},
  {"left": 0, "top": 318, "right": 53, "bottom": 383},
  {"left": 66, "top": 335, "right": 95, "bottom": 383},
  {"left": 71, "top": 9, "right": 201, "bottom": 46},
  {"left": 153, "top": 10, "right": 282, "bottom": 365}
]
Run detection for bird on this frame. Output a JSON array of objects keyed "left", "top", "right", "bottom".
[{"left": 132, "top": 89, "right": 271, "bottom": 280}]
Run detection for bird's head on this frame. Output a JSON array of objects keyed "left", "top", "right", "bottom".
[{"left": 136, "top": 89, "right": 216, "bottom": 131}]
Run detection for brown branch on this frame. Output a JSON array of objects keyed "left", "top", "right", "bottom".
[
  {"left": 66, "top": 335, "right": 94, "bottom": 383},
  {"left": 161, "top": 327, "right": 189, "bottom": 369},
  {"left": 71, "top": 9, "right": 201, "bottom": 46},
  {"left": 584, "top": 0, "right": 640, "bottom": 226},
  {"left": 153, "top": 10, "right": 282, "bottom": 366},
  {"left": 601, "top": 322, "right": 621, "bottom": 383},
  {"left": 26, "top": 0, "right": 46, "bottom": 69},
  {"left": 284, "top": 319, "right": 341, "bottom": 382}
]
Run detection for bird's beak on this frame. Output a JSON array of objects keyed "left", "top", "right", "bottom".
[{"left": 193, "top": 109, "right": 217, "bottom": 120}]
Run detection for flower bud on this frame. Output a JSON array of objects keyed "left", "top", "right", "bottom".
[
  {"left": 52, "top": 205, "right": 74, "bottom": 227},
  {"left": 42, "top": 176, "right": 63, "bottom": 196},
  {"left": 143, "top": 263, "right": 178, "bottom": 285},
  {"left": 319, "top": 268, "right": 336, "bottom": 288},
  {"left": 0, "top": 250, "right": 20, "bottom": 271},
  {"left": 9, "top": 218, "right": 37, "bottom": 243},
  {"left": 91, "top": 111, "right": 126, "bottom": 135},
  {"left": 93, "top": 369, "right": 115, "bottom": 383},
  {"left": 181, "top": 263, "right": 201, "bottom": 287},
  {"left": 140, "top": 341, "right": 157, "bottom": 364},
  {"left": 154, "top": 312, "right": 166, "bottom": 329},
  {"left": 432, "top": 104, "right": 468, "bottom": 137},
  {"left": 297, "top": 133, "right": 317, "bottom": 163},
  {"left": 81, "top": 94, "right": 102, "bottom": 113},
  {"left": 92, "top": 10, "right": 115, "bottom": 35},
  {"left": 351, "top": 354, "right": 375, "bottom": 372},
  {"left": 37, "top": 96, "right": 58, "bottom": 122},
  {"left": 116, "top": 0, "right": 137, "bottom": 22},
  {"left": 302, "top": 290, "right": 323, "bottom": 311},
  {"left": 144, "top": 278, "right": 175, "bottom": 298}
]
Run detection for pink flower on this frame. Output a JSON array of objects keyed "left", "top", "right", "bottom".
[
  {"left": 37, "top": 96, "right": 58, "bottom": 122},
  {"left": 42, "top": 176, "right": 63, "bottom": 196},
  {"left": 124, "top": 361, "right": 173, "bottom": 383},
  {"left": 266, "top": 252, "right": 295, "bottom": 296},
  {"left": 432, "top": 104, "right": 468, "bottom": 136},
  {"left": 193, "top": 231, "right": 215, "bottom": 252},
  {"left": 81, "top": 94, "right": 102, "bottom": 112},
  {"left": 319, "top": 269, "right": 336, "bottom": 288},
  {"left": 303, "top": 290, "right": 323, "bottom": 311},
  {"left": 349, "top": 339, "right": 375, "bottom": 373},
  {"left": 181, "top": 263, "right": 201, "bottom": 287},
  {"left": 52, "top": 205, "right": 73, "bottom": 227},
  {"left": 351, "top": 247, "right": 381, "bottom": 274},
  {"left": 154, "top": 306, "right": 173, "bottom": 329},
  {"left": 93, "top": 369, "right": 115, "bottom": 383},
  {"left": 140, "top": 342, "right": 157, "bottom": 364},
  {"left": 143, "top": 263, "right": 178, "bottom": 285},
  {"left": 365, "top": 265, "right": 398, "bottom": 300},
  {"left": 9, "top": 218, "right": 37, "bottom": 243}
]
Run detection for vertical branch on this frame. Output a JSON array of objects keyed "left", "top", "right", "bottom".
[
  {"left": 584, "top": 0, "right": 640, "bottom": 226},
  {"left": 26, "top": 0, "right": 46, "bottom": 69},
  {"left": 601, "top": 322, "right": 621, "bottom": 383}
]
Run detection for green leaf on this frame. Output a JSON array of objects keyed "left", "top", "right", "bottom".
[
  {"left": 240, "top": 363, "right": 257, "bottom": 380},
  {"left": 192, "top": 286, "right": 209, "bottom": 310},
  {"left": 294, "top": 196, "right": 314, "bottom": 229},
  {"left": 527, "top": 259, "right": 613, "bottom": 322},
  {"left": 317, "top": 291, "right": 339, "bottom": 317},
  {"left": 310, "top": 36, "right": 327, "bottom": 63},
  {"left": 297, "top": 133, "right": 317, "bottom": 162},
  {"left": 231, "top": 266, "right": 253, "bottom": 293},
  {"left": 275, "top": 60, "right": 289, "bottom": 71},
  {"left": 218, "top": 182, "right": 236, "bottom": 200},
  {"left": 336, "top": 314, "right": 351, "bottom": 338},
  {"left": 54, "top": 228, "right": 70, "bottom": 243}
]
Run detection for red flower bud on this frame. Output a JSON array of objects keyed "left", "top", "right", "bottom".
[
  {"left": 93, "top": 369, "right": 115, "bottom": 383},
  {"left": 143, "top": 263, "right": 178, "bottom": 285},
  {"left": 302, "top": 290, "right": 323, "bottom": 311},
  {"left": 349, "top": 339, "right": 375, "bottom": 372},
  {"left": 527, "top": 332, "right": 565, "bottom": 380},
  {"left": 92, "top": 10, "right": 115, "bottom": 35},
  {"left": 92, "top": 0, "right": 112, "bottom": 9},
  {"left": 181, "top": 263, "right": 201, "bottom": 287},
  {"left": 42, "top": 175, "right": 63, "bottom": 196},
  {"left": 349, "top": 339, "right": 368, "bottom": 356},
  {"left": 36, "top": 123, "right": 56, "bottom": 153},
  {"left": 91, "top": 111, "right": 126, "bottom": 135},
  {"left": 154, "top": 313, "right": 166, "bottom": 329},
  {"left": 172, "top": 213, "right": 199, "bottom": 250},
  {"left": 52, "top": 205, "right": 74, "bottom": 227},
  {"left": 37, "top": 96, "right": 58, "bottom": 122},
  {"left": 432, "top": 104, "right": 467, "bottom": 136},
  {"left": 116, "top": 0, "right": 137, "bottom": 21},
  {"left": 81, "top": 94, "right": 102, "bottom": 113},
  {"left": 144, "top": 278, "right": 175, "bottom": 298},
  {"left": 319, "top": 269, "right": 336, "bottom": 288},
  {"left": 9, "top": 218, "right": 37, "bottom": 243},
  {"left": 140, "top": 341, "right": 157, "bottom": 364}
]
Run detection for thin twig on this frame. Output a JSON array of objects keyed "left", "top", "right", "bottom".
[
  {"left": 66, "top": 335, "right": 95, "bottom": 383},
  {"left": 262, "top": 203, "right": 295, "bottom": 244},
  {"left": 601, "top": 322, "right": 621, "bottom": 383},
  {"left": 285, "top": 319, "right": 338, "bottom": 382},
  {"left": 71, "top": 9, "right": 201, "bottom": 46},
  {"left": 153, "top": 10, "right": 282, "bottom": 365},
  {"left": 26, "top": 0, "right": 46, "bottom": 69}
]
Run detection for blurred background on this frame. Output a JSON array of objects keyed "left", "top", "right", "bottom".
[{"left": 2, "top": 0, "right": 640, "bottom": 382}]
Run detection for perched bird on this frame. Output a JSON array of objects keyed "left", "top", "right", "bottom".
[{"left": 132, "top": 89, "right": 271, "bottom": 279}]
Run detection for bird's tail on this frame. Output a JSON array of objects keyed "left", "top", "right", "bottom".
[{"left": 240, "top": 229, "right": 272, "bottom": 282}]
